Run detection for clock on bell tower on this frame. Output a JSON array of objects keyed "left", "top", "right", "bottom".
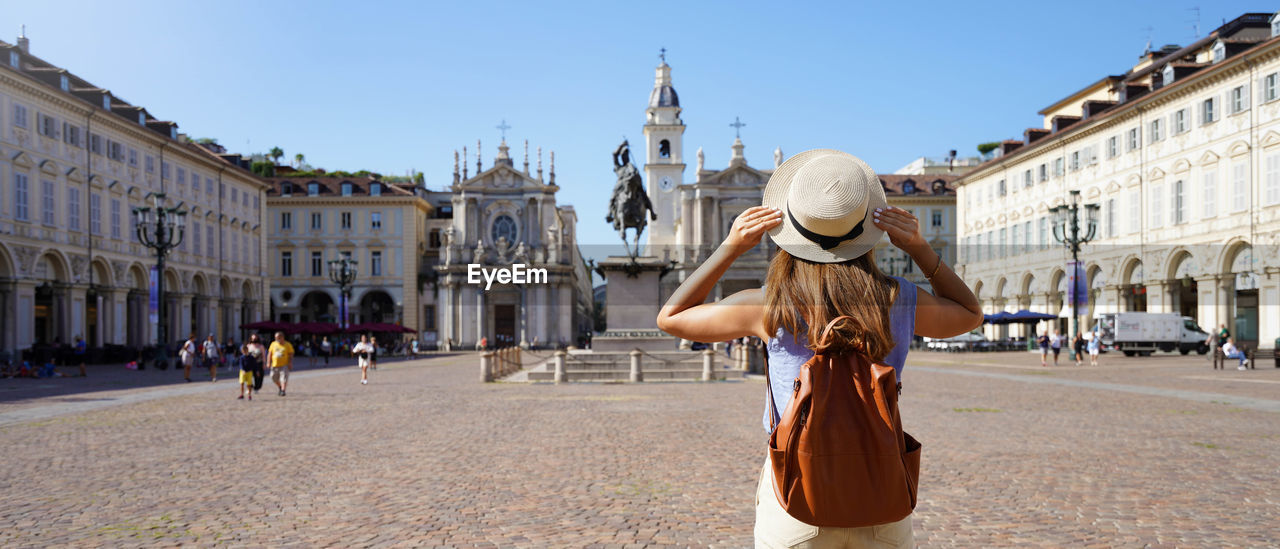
[{"left": 643, "top": 54, "right": 686, "bottom": 252}]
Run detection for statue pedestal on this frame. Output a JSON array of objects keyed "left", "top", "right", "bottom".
[{"left": 592, "top": 256, "right": 678, "bottom": 352}]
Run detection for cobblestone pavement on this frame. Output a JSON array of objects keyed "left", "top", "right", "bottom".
[{"left": 1, "top": 350, "right": 1277, "bottom": 547}]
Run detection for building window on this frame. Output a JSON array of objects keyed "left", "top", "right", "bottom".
[
  {"left": 1021, "top": 169, "right": 1030, "bottom": 187},
  {"left": 206, "top": 226, "right": 214, "bottom": 259},
  {"left": 1106, "top": 136, "right": 1118, "bottom": 158},
  {"left": 1106, "top": 198, "right": 1116, "bottom": 238},
  {"left": 177, "top": 168, "right": 186, "bottom": 189},
  {"left": 12, "top": 174, "right": 29, "bottom": 221},
  {"left": 341, "top": 183, "right": 352, "bottom": 196},
  {"left": 310, "top": 212, "right": 322, "bottom": 231},
  {"left": 1202, "top": 170, "right": 1217, "bottom": 219},
  {"left": 1126, "top": 127, "right": 1140, "bottom": 151},
  {"left": 281, "top": 183, "right": 292, "bottom": 197},
  {"left": 1266, "top": 152, "right": 1280, "bottom": 206},
  {"left": 370, "top": 251, "right": 383, "bottom": 276},
  {"left": 1232, "top": 163, "right": 1249, "bottom": 212},
  {"left": 1173, "top": 180, "right": 1185, "bottom": 225},
  {"left": 41, "top": 180, "right": 55, "bottom": 225},
  {"left": 341, "top": 211, "right": 352, "bottom": 230},
  {"left": 311, "top": 251, "right": 323, "bottom": 277},
  {"left": 90, "top": 193, "right": 102, "bottom": 235},
  {"left": 1229, "top": 85, "right": 1249, "bottom": 114},
  {"left": 1211, "top": 41, "right": 1225, "bottom": 63},
  {"left": 192, "top": 221, "right": 201, "bottom": 255},
  {"left": 997, "top": 179, "right": 1006, "bottom": 196},
  {"left": 1128, "top": 190, "right": 1140, "bottom": 234},
  {"left": 1011, "top": 224, "right": 1020, "bottom": 255},
  {"left": 1038, "top": 217, "right": 1047, "bottom": 250},
  {"left": 1201, "top": 97, "right": 1217, "bottom": 124},
  {"left": 1038, "top": 164, "right": 1047, "bottom": 182},
  {"left": 38, "top": 113, "right": 57, "bottom": 138},
  {"left": 1173, "top": 109, "right": 1187, "bottom": 134},
  {"left": 108, "top": 141, "right": 124, "bottom": 163},
  {"left": 1273, "top": 14, "right": 1280, "bottom": 37},
  {"left": 1266, "top": 73, "right": 1279, "bottom": 103},
  {"left": 228, "top": 232, "right": 235, "bottom": 262},
  {"left": 281, "top": 252, "right": 292, "bottom": 277},
  {"left": 308, "top": 182, "right": 319, "bottom": 196},
  {"left": 145, "top": 155, "right": 154, "bottom": 173},
  {"left": 370, "top": 183, "right": 382, "bottom": 197},
  {"left": 1149, "top": 118, "right": 1163, "bottom": 142},
  {"left": 231, "top": 188, "right": 238, "bottom": 204},
  {"left": 492, "top": 214, "right": 517, "bottom": 243},
  {"left": 370, "top": 212, "right": 382, "bottom": 230},
  {"left": 1022, "top": 221, "right": 1031, "bottom": 253},
  {"left": 1070, "top": 151, "right": 1080, "bottom": 171},
  {"left": 931, "top": 210, "right": 943, "bottom": 228},
  {"left": 128, "top": 148, "right": 138, "bottom": 167},
  {"left": 111, "top": 198, "right": 121, "bottom": 239},
  {"left": 12, "top": 104, "right": 27, "bottom": 129},
  {"left": 1162, "top": 64, "right": 1174, "bottom": 85},
  {"left": 1149, "top": 183, "right": 1162, "bottom": 228},
  {"left": 280, "top": 212, "right": 292, "bottom": 230},
  {"left": 67, "top": 187, "right": 80, "bottom": 231},
  {"left": 62, "top": 123, "right": 81, "bottom": 147},
  {"left": 1053, "top": 158, "right": 1064, "bottom": 177},
  {"left": 8, "top": 51, "right": 17, "bottom": 68}
]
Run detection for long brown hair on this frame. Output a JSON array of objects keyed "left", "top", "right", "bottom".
[{"left": 763, "top": 249, "right": 899, "bottom": 360}]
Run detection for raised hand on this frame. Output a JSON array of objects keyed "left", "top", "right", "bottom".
[
  {"left": 725, "top": 206, "right": 784, "bottom": 254},
  {"left": 871, "top": 206, "right": 926, "bottom": 253}
]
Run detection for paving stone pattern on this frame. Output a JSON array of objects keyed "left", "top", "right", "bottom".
[{"left": 1, "top": 351, "right": 1277, "bottom": 547}]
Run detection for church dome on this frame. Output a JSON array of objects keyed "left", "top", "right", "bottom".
[{"left": 649, "top": 84, "right": 679, "bottom": 108}]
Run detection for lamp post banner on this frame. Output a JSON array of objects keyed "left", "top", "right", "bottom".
[
  {"left": 1067, "top": 261, "right": 1088, "bottom": 308},
  {"left": 148, "top": 265, "right": 159, "bottom": 326}
]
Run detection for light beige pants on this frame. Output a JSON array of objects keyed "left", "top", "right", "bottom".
[{"left": 754, "top": 457, "right": 915, "bottom": 549}]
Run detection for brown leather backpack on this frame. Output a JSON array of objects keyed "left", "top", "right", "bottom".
[{"left": 764, "top": 316, "right": 922, "bottom": 528}]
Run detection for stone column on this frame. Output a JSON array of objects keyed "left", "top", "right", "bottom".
[
  {"left": 1261, "top": 269, "right": 1279, "bottom": 351},
  {"left": 109, "top": 289, "right": 127, "bottom": 345},
  {"left": 14, "top": 281, "right": 36, "bottom": 350},
  {"left": 558, "top": 282, "right": 572, "bottom": 347},
  {"left": 1145, "top": 281, "right": 1168, "bottom": 314},
  {"left": 537, "top": 284, "right": 550, "bottom": 347},
  {"left": 475, "top": 287, "right": 484, "bottom": 348},
  {"left": 0, "top": 282, "right": 13, "bottom": 352}
]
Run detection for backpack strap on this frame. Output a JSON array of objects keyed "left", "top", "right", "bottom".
[{"left": 763, "top": 347, "right": 780, "bottom": 432}]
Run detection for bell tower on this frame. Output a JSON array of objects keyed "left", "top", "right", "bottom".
[{"left": 643, "top": 50, "right": 685, "bottom": 252}]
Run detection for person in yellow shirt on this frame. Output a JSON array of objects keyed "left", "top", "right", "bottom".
[{"left": 268, "top": 331, "right": 295, "bottom": 397}]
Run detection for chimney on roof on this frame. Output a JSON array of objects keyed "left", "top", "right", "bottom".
[{"left": 17, "top": 25, "right": 29, "bottom": 53}]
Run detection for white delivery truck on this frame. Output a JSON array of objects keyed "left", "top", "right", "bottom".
[{"left": 1092, "top": 312, "right": 1209, "bottom": 356}]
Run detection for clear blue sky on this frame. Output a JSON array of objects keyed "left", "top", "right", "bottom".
[{"left": 5, "top": 1, "right": 1267, "bottom": 251}]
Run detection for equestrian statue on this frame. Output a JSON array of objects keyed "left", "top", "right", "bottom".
[{"left": 606, "top": 140, "right": 657, "bottom": 258}]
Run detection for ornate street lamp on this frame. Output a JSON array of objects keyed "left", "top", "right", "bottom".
[
  {"left": 1050, "top": 189, "right": 1100, "bottom": 360},
  {"left": 134, "top": 193, "right": 186, "bottom": 370},
  {"left": 327, "top": 257, "right": 358, "bottom": 330}
]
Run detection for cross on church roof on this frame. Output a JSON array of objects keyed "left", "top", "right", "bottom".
[
  {"left": 496, "top": 119, "right": 512, "bottom": 141},
  {"left": 730, "top": 116, "right": 746, "bottom": 138},
  {"left": 659, "top": 47, "right": 666, "bottom": 63}
]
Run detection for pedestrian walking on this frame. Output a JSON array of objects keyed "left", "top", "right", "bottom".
[
  {"left": 370, "top": 336, "right": 379, "bottom": 370},
  {"left": 240, "top": 334, "right": 266, "bottom": 400},
  {"left": 411, "top": 338, "right": 420, "bottom": 358},
  {"left": 320, "top": 336, "right": 332, "bottom": 365},
  {"left": 179, "top": 333, "right": 198, "bottom": 382},
  {"left": 222, "top": 338, "right": 237, "bottom": 373},
  {"left": 1037, "top": 331, "right": 1050, "bottom": 367},
  {"left": 1087, "top": 330, "right": 1101, "bottom": 366},
  {"left": 268, "top": 331, "right": 294, "bottom": 397},
  {"left": 1050, "top": 329, "right": 1063, "bottom": 366},
  {"left": 1072, "top": 332, "right": 1085, "bottom": 367},
  {"left": 353, "top": 335, "right": 374, "bottom": 385},
  {"left": 202, "top": 334, "right": 220, "bottom": 382},
  {"left": 73, "top": 335, "right": 87, "bottom": 377},
  {"left": 307, "top": 337, "right": 318, "bottom": 368},
  {"left": 655, "top": 150, "right": 982, "bottom": 547}
]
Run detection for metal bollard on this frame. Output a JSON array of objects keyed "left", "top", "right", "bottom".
[
  {"left": 480, "top": 352, "right": 493, "bottom": 382},
  {"left": 702, "top": 349, "right": 715, "bottom": 381},
  {"left": 554, "top": 350, "right": 567, "bottom": 383},
  {"left": 630, "top": 349, "right": 643, "bottom": 382},
  {"left": 516, "top": 347, "right": 522, "bottom": 373}
]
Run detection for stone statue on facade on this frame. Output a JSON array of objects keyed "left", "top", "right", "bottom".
[
  {"left": 774, "top": 147, "right": 784, "bottom": 168},
  {"left": 606, "top": 140, "right": 656, "bottom": 259},
  {"left": 696, "top": 146, "right": 704, "bottom": 172}
]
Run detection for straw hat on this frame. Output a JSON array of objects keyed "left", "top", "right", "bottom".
[{"left": 762, "top": 149, "right": 886, "bottom": 263}]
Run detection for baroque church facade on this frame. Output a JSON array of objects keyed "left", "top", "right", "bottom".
[{"left": 433, "top": 141, "right": 593, "bottom": 350}]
